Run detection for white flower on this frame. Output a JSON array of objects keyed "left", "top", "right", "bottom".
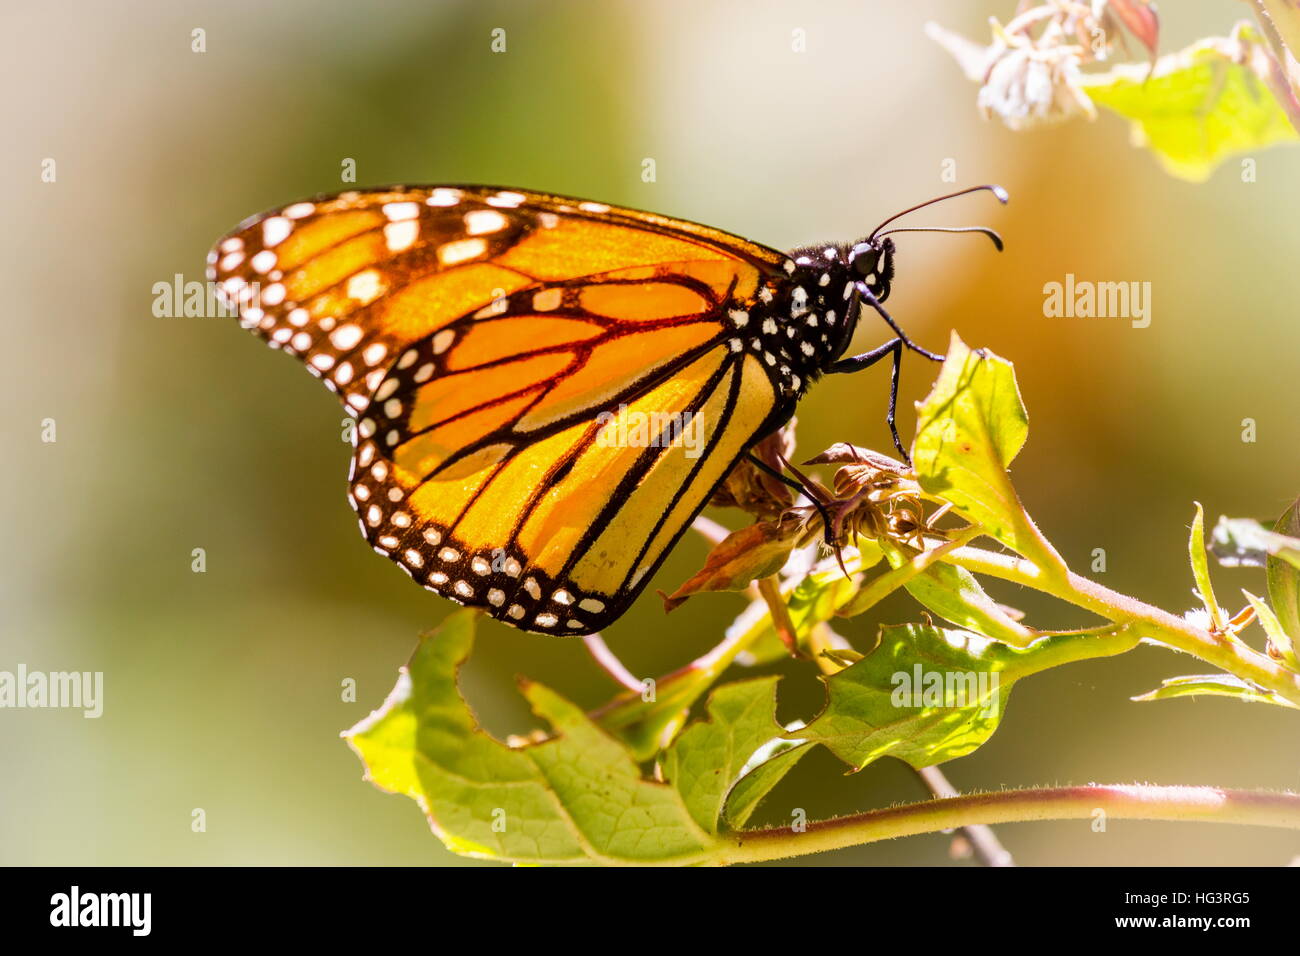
[{"left": 978, "top": 44, "right": 1096, "bottom": 130}]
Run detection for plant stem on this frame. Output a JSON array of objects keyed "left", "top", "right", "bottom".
[
  {"left": 1250, "top": 1, "right": 1300, "bottom": 130},
  {"left": 582, "top": 633, "right": 645, "bottom": 693},
  {"left": 720, "top": 784, "right": 1300, "bottom": 865},
  {"left": 914, "top": 765, "right": 1016, "bottom": 867},
  {"left": 758, "top": 575, "right": 802, "bottom": 656},
  {"left": 838, "top": 525, "right": 979, "bottom": 617},
  {"left": 946, "top": 545, "right": 1300, "bottom": 707}
]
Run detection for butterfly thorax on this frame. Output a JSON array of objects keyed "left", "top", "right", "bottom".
[{"left": 738, "top": 247, "right": 858, "bottom": 400}]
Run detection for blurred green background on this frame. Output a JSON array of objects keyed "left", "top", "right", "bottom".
[{"left": 3, "top": 0, "right": 1297, "bottom": 866}]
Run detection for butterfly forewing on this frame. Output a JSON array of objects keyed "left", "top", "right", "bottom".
[{"left": 209, "top": 186, "right": 811, "bottom": 635}]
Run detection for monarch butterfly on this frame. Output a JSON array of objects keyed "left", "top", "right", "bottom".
[{"left": 208, "top": 184, "right": 1005, "bottom": 636}]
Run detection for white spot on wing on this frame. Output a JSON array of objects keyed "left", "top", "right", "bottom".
[
  {"left": 384, "top": 219, "right": 419, "bottom": 252},
  {"left": 486, "top": 191, "right": 526, "bottom": 208},
  {"left": 262, "top": 217, "right": 292, "bottom": 247},
  {"left": 382, "top": 201, "right": 420, "bottom": 221},
  {"left": 438, "top": 238, "right": 487, "bottom": 265},
  {"left": 346, "top": 269, "right": 385, "bottom": 303},
  {"left": 465, "top": 210, "right": 507, "bottom": 235},
  {"left": 331, "top": 324, "right": 363, "bottom": 350},
  {"left": 532, "top": 289, "right": 562, "bottom": 312},
  {"left": 426, "top": 188, "right": 462, "bottom": 207}
]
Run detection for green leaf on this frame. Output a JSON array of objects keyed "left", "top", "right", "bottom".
[
  {"left": 1188, "top": 502, "right": 1226, "bottom": 632},
  {"left": 589, "top": 544, "right": 873, "bottom": 763},
  {"left": 723, "top": 739, "right": 811, "bottom": 829},
  {"left": 798, "top": 623, "right": 1138, "bottom": 772},
  {"left": 911, "top": 334, "right": 1065, "bottom": 576},
  {"left": 591, "top": 545, "right": 876, "bottom": 758},
  {"left": 1132, "top": 673, "right": 1299, "bottom": 709},
  {"left": 593, "top": 549, "right": 876, "bottom": 759},
  {"left": 838, "top": 528, "right": 977, "bottom": 619},
  {"left": 1082, "top": 30, "right": 1300, "bottom": 182},
  {"left": 659, "top": 677, "right": 803, "bottom": 833},
  {"left": 1241, "top": 590, "right": 1297, "bottom": 669},
  {"left": 739, "top": 544, "right": 881, "bottom": 665},
  {"left": 345, "top": 610, "right": 719, "bottom": 865},
  {"left": 518, "top": 681, "right": 716, "bottom": 860},
  {"left": 892, "top": 545, "right": 1036, "bottom": 646},
  {"left": 1267, "top": 498, "right": 1300, "bottom": 644},
  {"left": 590, "top": 671, "right": 705, "bottom": 762}
]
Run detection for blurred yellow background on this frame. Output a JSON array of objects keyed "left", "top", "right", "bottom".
[{"left": 3, "top": 0, "right": 1297, "bottom": 866}]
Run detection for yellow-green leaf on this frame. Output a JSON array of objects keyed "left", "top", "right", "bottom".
[
  {"left": 1083, "top": 30, "right": 1300, "bottom": 182},
  {"left": 1267, "top": 498, "right": 1300, "bottom": 644},
  {"left": 738, "top": 544, "right": 881, "bottom": 665},
  {"left": 837, "top": 529, "right": 974, "bottom": 619},
  {"left": 1132, "top": 673, "right": 1298, "bottom": 709},
  {"left": 1242, "top": 590, "right": 1297, "bottom": 669},
  {"left": 659, "top": 677, "right": 807, "bottom": 833},
  {"left": 345, "top": 611, "right": 718, "bottom": 865},
  {"left": 901, "top": 556, "right": 1036, "bottom": 647},
  {"left": 911, "top": 334, "right": 1066, "bottom": 577},
  {"left": 797, "top": 623, "right": 1137, "bottom": 772},
  {"left": 1189, "top": 502, "right": 1226, "bottom": 632}
]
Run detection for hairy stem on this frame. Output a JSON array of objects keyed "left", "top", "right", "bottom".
[
  {"left": 1250, "top": 0, "right": 1300, "bottom": 129},
  {"left": 946, "top": 545, "right": 1300, "bottom": 707},
  {"left": 914, "top": 765, "right": 1015, "bottom": 867},
  {"left": 720, "top": 784, "right": 1300, "bottom": 865}
]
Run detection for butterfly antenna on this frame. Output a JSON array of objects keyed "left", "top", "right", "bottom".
[
  {"left": 869, "top": 184, "right": 1008, "bottom": 240},
  {"left": 874, "top": 225, "right": 1004, "bottom": 251}
]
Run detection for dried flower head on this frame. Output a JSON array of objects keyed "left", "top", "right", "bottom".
[
  {"left": 791, "top": 443, "right": 951, "bottom": 557},
  {"left": 928, "top": 1, "right": 1161, "bottom": 131},
  {"left": 978, "top": 40, "right": 1095, "bottom": 129}
]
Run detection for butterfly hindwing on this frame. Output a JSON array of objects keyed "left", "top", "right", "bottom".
[
  {"left": 351, "top": 295, "right": 784, "bottom": 634},
  {"left": 209, "top": 186, "right": 805, "bottom": 635}
]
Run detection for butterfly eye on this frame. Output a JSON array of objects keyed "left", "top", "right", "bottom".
[{"left": 848, "top": 241, "right": 880, "bottom": 279}]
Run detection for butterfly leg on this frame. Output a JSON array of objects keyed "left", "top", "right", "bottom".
[
  {"left": 826, "top": 336, "right": 899, "bottom": 374},
  {"left": 744, "top": 452, "right": 837, "bottom": 547},
  {"left": 884, "top": 339, "right": 906, "bottom": 461},
  {"left": 858, "top": 287, "right": 944, "bottom": 362},
  {"left": 826, "top": 337, "right": 910, "bottom": 460}
]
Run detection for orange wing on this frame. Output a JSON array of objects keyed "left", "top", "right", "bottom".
[{"left": 208, "top": 186, "right": 800, "bottom": 634}]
